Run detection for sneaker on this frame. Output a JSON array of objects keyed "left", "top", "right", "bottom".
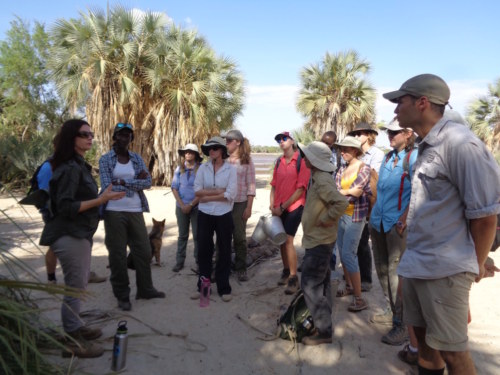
[
  {"left": 381, "top": 325, "right": 409, "bottom": 346},
  {"left": 237, "top": 270, "right": 249, "bottom": 282},
  {"left": 348, "top": 296, "right": 368, "bottom": 312},
  {"left": 75, "top": 326, "right": 102, "bottom": 341},
  {"left": 398, "top": 343, "right": 418, "bottom": 366},
  {"left": 361, "top": 282, "right": 372, "bottom": 292},
  {"left": 172, "top": 263, "right": 184, "bottom": 272},
  {"left": 302, "top": 331, "right": 332, "bottom": 345},
  {"left": 284, "top": 276, "right": 299, "bottom": 295},
  {"left": 221, "top": 294, "right": 232, "bottom": 302},
  {"left": 277, "top": 269, "right": 290, "bottom": 286},
  {"left": 190, "top": 291, "right": 200, "bottom": 300},
  {"left": 370, "top": 307, "right": 393, "bottom": 326},
  {"left": 118, "top": 298, "right": 132, "bottom": 311},
  {"left": 136, "top": 289, "right": 166, "bottom": 300},
  {"left": 88, "top": 271, "right": 107, "bottom": 283}
]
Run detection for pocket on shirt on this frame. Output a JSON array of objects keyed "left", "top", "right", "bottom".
[{"left": 417, "top": 162, "right": 448, "bottom": 201}]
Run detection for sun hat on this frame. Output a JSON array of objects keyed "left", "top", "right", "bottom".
[
  {"left": 335, "top": 136, "right": 363, "bottom": 153},
  {"left": 113, "top": 122, "right": 134, "bottom": 140},
  {"left": 221, "top": 129, "right": 244, "bottom": 141},
  {"left": 383, "top": 74, "right": 450, "bottom": 105},
  {"left": 380, "top": 118, "right": 406, "bottom": 132},
  {"left": 178, "top": 143, "right": 202, "bottom": 159},
  {"left": 298, "top": 141, "right": 334, "bottom": 173},
  {"left": 347, "top": 122, "right": 378, "bottom": 136},
  {"left": 201, "top": 136, "right": 229, "bottom": 158},
  {"left": 274, "top": 131, "right": 293, "bottom": 142}
]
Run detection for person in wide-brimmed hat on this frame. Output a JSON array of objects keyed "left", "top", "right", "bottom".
[
  {"left": 192, "top": 136, "right": 237, "bottom": 302},
  {"left": 296, "top": 141, "right": 348, "bottom": 345},
  {"left": 333, "top": 135, "right": 372, "bottom": 312},
  {"left": 171, "top": 143, "right": 203, "bottom": 273}
]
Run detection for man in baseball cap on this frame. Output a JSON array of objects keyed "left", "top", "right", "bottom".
[{"left": 384, "top": 75, "right": 500, "bottom": 374}]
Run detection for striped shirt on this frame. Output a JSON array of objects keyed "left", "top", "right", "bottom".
[{"left": 228, "top": 157, "right": 256, "bottom": 203}]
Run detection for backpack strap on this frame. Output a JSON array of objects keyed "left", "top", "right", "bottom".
[
  {"left": 274, "top": 153, "right": 302, "bottom": 174},
  {"left": 397, "top": 148, "right": 415, "bottom": 210}
]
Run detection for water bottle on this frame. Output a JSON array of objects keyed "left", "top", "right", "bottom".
[
  {"left": 200, "top": 276, "right": 211, "bottom": 307},
  {"left": 303, "top": 316, "right": 314, "bottom": 331},
  {"left": 111, "top": 320, "right": 128, "bottom": 372}
]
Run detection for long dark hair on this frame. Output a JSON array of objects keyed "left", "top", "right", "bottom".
[{"left": 51, "top": 119, "right": 90, "bottom": 170}]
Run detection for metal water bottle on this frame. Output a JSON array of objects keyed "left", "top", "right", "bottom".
[{"left": 111, "top": 320, "right": 128, "bottom": 372}]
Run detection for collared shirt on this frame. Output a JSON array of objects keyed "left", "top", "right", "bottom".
[
  {"left": 335, "top": 163, "right": 371, "bottom": 222},
  {"left": 40, "top": 155, "right": 99, "bottom": 245},
  {"left": 302, "top": 170, "right": 348, "bottom": 249},
  {"left": 171, "top": 163, "right": 199, "bottom": 206},
  {"left": 370, "top": 148, "right": 418, "bottom": 233},
  {"left": 228, "top": 157, "right": 256, "bottom": 203},
  {"left": 270, "top": 151, "right": 311, "bottom": 212},
  {"left": 99, "top": 149, "right": 151, "bottom": 212},
  {"left": 398, "top": 117, "right": 500, "bottom": 279},
  {"left": 361, "top": 145, "right": 385, "bottom": 173},
  {"left": 194, "top": 160, "right": 237, "bottom": 216}
]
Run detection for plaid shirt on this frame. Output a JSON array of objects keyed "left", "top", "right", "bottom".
[
  {"left": 228, "top": 157, "right": 256, "bottom": 203},
  {"left": 335, "top": 163, "right": 371, "bottom": 222},
  {"left": 99, "top": 149, "right": 151, "bottom": 212}
]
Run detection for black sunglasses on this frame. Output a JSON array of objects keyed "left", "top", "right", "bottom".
[
  {"left": 276, "top": 136, "right": 289, "bottom": 144},
  {"left": 116, "top": 123, "right": 133, "bottom": 130},
  {"left": 77, "top": 131, "right": 95, "bottom": 139},
  {"left": 387, "top": 130, "right": 403, "bottom": 136},
  {"left": 208, "top": 145, "right": 223, "bottom": 151}
]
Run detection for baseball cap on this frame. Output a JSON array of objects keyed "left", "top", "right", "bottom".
[
  {"left": 383, "top": 74, "right": 450, "bottom": 105},
  {"left": 274, "top": 131, "right": 293, "bottom": 141}
]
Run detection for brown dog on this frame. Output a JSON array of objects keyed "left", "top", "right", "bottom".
[{"left": 149, "top": 218, "right": 165, "bottom": 266}]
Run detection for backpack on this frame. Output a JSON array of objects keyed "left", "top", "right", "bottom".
[
  {"left": 19, "top": 159, "right": 51, "bottom": 209},
  {"left": 383, "top": 148, "right": 416, "bottom": 210},
  {"left": 276, "top": 291, "right": 314, "bottom": 343}
]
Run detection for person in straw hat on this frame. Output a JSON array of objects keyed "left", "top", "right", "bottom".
[
  {"left": 171, "top": 143, "right": 203, "bottom": 272},
  {"left": 297, "top": 141, "right": 348, "bottom": 345}
]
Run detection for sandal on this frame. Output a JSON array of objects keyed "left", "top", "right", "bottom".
[
  {"left": 348, "top": 296, "right": 368, "bottom": 312},
  {"left": 336, "top": 285, "right": 353, "bottom": 298}
]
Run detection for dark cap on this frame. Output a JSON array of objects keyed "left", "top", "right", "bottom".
[
  {"left": 383, "top": 74, "right": 450, "bottom": 105},
  {"left": 113, "top": 122, "right": 134, "bottom": 136},
  {"left": 347, "top": 122, "right": 378, "bottom": 136},
  {"left": 201, "top": 136, "right": 229, "bottom": 159},
  {"left": 222, "top": 129, "right": 244, "bottom": 141},
  {"left": 274, "top": 131, "right": 293, "bottom": 141}
]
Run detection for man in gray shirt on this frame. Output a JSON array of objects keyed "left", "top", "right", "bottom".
[{"left": 384, "top": 74, "right": 500, "bottom": 375}]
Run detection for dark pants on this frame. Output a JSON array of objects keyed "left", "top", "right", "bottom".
[
  {"left": 357, "top": 223, "right": 372, "bottom": 284},
  {"left": 197, "top": 211, "right": 234, "bottom": 296},
  {"left": 301, "top": 243, "right": 334, "bottom": 337},
  {"left": 104, "top": 211, "right": 155, "bottom": 301},
  {"left": 232, "top": 201, "right": 248, "bottom": 272},
  {"left": 175, "top": 205, "right": 198, "bottom": 266}
]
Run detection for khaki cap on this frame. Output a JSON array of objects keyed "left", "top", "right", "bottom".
[{"left": 383, "top": 74, "right": 450, "bottom": 105}]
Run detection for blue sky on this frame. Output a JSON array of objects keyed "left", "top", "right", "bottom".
[{"left": 2, "top": 1, "right": 499, "bottom": 145}]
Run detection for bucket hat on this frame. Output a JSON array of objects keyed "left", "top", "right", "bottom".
[
  {"left": 201, "top": 136, "right": 229, "bottom": 159},
  {"left": 298, "top": 141, "right": 335, "bottom": 173},
  {"left": 347, "top": 122, "right": 378, "bottom": 136},
  {"left": 178, "top": 143, "right": 202, "bottom": 161},
  {"left": 383, "top": 74, "right": 450, "bottom": 105},
  {"left": 335, "top": 136, "right": 363, "bottom": 154}
]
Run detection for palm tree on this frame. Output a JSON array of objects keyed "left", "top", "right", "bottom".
[
  {"left": 296, "top": 50, "right": 376, "bottom": 140},
  {"left": 466, "top": 78, "right": 500, "bottom": 162},
  {"left": 49, "top": 6, "right": 244, "bottom": 184}
]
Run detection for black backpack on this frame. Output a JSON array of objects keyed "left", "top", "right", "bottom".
[
  {"left": 19, "top": 159, "right": 51, "bottom": 209},
  {"left": 277, "top": 291, "right": 314, "bottom": 343}
]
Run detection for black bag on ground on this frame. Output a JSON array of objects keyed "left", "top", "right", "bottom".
[{"left": 277, "top": 291, "right": 314, "bottom": 343}]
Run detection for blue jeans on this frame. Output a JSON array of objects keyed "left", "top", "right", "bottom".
[
  {"left": 337, "top": 214, "right": 364, "bottom": 273},
  {"left": 301, "top": 244, "right": 334, "bottom": 336},
  {"left": 175, "top": 205, "right": 198, "bottom": 266}
]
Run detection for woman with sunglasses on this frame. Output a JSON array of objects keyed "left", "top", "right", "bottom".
[
  {"left": 40, "top": 119, "right": 125, "bottom": 358},
  {"left": 99, "top": 123, "right": 165, "bottom": 312},
  {"left": 369, "top": 119, "right": 418, "bottom": 355},
  {"left": 192, "top": 136, "right": 237, "bottom": 302},
  {"left": 270, "top": 131, "right": 311, "bottom": 294},
  {"left": 224, "top": 129, "right": 256, "bottom": 282},
  {"left": 171, "top": 143, "right": 203, "bottom": 272},
  {"left": 334, "top": 136, "right": 371, "bottom": 312}
]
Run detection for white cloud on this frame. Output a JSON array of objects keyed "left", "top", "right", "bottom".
[{"left": 246, "top": 85, "right": 299, "bottom": 106}]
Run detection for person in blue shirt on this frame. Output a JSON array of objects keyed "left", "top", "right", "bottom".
[{"left": 369, "top": 118, "right": 417, "bottom": 348}]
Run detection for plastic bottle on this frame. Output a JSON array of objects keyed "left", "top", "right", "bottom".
[
  {"left": 200, "top": 276, "right": 211, "bottom": 307},
  {"left": 111, "top": 320, "right": 128, "bottom": 372}
]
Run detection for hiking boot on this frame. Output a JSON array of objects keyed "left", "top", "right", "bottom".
[
  {"left": 63, "top": 330, "right": 104, "bottom": 358},
  {"left": 237, "top": 270, "right": 249, "bottom": 282},
  {"left": 118, "top": 298, "right": 132, "bottom": 311},
  {"left": 277, "top": 269, "right": 290, "bottom": 286},
  {"left": 136, "top": 289, "right": 166, "bottom": 300},
  {"left": 370, "top": 307, "right": 393, "bottom": 326},
  {"left": 88, "top": 271, "right": 107, "bottom": 283},
  {"left": 381, "top": 325, "right": 409, "bottom": 346},
  {"left": 172, "top": 263, "right": 184, "bottom": 272},
  {"left": 302, "top": 331, "right": 332, "bottom": 346},
  {"left": 348, "top": 296, "right": 368, "bottom": 312},
  {"left": 285, "top": 276, "right": 299, "bottom": 295},
  {"left": 74, "top": 326, "right": 102, "bottom": 341},
  {"left": 361, "top": 282, "right": 372, "bottom": 292},
  {"left": 398, "top": 344, "right": 418, "bottom": 366}
]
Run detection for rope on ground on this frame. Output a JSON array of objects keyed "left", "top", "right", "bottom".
[{"left": 235, "top": 313, "right": 277, "bottom": 341}]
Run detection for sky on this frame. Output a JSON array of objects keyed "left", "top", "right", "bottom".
[{"left": 2, "top": 0, "right": 500, "bottom": 146}]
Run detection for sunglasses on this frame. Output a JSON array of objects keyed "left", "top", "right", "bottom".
[
  {"left": 77, "top": 131, "right": 95, "bottom": 139},
  {"left": 226, "top": 138, "right": 236, "bottom": 143},
  {"left": 208, "top": 145, "right": 223, "bottom": 151},
  {"left": 276, "top": 136, "right": 289, "bottom": 144},
  {"left": 387, "top": 130, "right": 403, "bottom": 136},
  {"left": 116, "top": 123, "right": 133, "bottom": 130}
]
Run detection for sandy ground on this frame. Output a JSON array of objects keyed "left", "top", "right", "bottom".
[{"left": 1, "top": 178, "right": 499, "bottom": 375}]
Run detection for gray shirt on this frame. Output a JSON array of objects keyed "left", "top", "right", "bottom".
[
  {"left": 398, "top": 117, "right": 500, "bottom": 279},
  {"left": 361, "top": 145, "right": 385, "bottom": 173}
]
